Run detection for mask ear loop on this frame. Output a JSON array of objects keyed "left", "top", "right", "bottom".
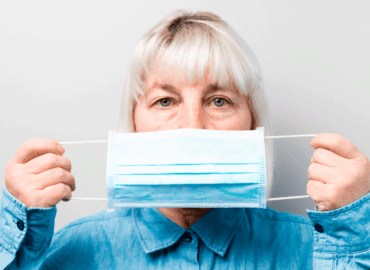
[
  {"left": 68, "top": 195, "right": 311, "bottom": 201},
  {"left": 262, "top": 133, "right": 317, "bottom": 201},
  {"left": 59, "top": 140, "right": 108, "bottom": 145},
  {"left": 267, "top": 195, "right": 309, "bottom": 201},
  {"left": 59, "top": 133, "right": 317, "bottom": 202},
  {"left": 265, "top": 134, "right": 317, "bottom": 139}
]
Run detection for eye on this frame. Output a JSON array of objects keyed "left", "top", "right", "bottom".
[
  {"left": 213, "top": 98, "right": 227, "bottom": 107},
  {"left": 157, "top": 98, "right": 172, "bottom": 107}
]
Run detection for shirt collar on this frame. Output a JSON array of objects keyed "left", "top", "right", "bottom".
[
  {"left": 133, "top": 207, "right": 245, "bottom": 257},
  {"left": 190, "top": 208, "right": 245, "bottom": 257}
]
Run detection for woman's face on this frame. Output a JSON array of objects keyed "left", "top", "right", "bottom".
[{"left": 133, "top": 64, "right": 255, "bottom": 132}]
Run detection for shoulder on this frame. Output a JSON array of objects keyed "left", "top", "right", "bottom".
[
  {"left": 60, "top": 207, "right": 132, "bottom": 228},
  {"left": 243, "top": 207, "right": 314, "bottom": 241},
  {"left": 44, "top": 208, "right": 135, "bottom": 267},
  {"left": 240, "top": 207, "right": 314, "bottom": 248},
  {"left": 53, "top": 207, "right": 134, "bottom": 240},
  {"left": 46, "top": 208, "right": 134, "bottom": 261},
  {"left": 246, "top": 207, "right": 311, "bottom": 225}
]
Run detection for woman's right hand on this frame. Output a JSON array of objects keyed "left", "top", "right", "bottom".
[{"left": 5, "top": 139, "right": 76, "bottom": 209}]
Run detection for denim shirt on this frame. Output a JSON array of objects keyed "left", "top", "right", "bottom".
[{"left": 1, "top": 186, "right": 370, "bottom": 270}]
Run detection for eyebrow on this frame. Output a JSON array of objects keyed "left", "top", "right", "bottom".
[
  {"left": 151, "top": 82, "right": 176, "bottom": 94},
  {"left": 147, "top": 82, "right": 225, "bottom": 96}
]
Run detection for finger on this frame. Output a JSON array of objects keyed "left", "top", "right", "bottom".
[
  {"left": 311, "top": 133, "right": 359, "bottom": 160},
  {"left": 306, "top": 179, "right": 328, "bottom": 202},
  {"left": 13, "top": 139, "right": 65, "bottom": 164},
  {"left": 34, "top": 167, "right": 76, "bottom": 192},
  {"left": 308, "top": 162, "right": 336, "bottom": 184},
  {"left": 25, "top": 153, "right": 72, "bottom": 174},
  {"left": 306, "top": 179, "right": 339, "bottom": 211},
  {"left": 311, "top": 148, "right": 346, "bottom": 167},
  {"left": 40, "top": 183, "right": 72, "bottom": 207}
]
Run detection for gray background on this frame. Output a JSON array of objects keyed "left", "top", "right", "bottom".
[{"left": 0, "top": 1, "right": 369, "bottom": 232}]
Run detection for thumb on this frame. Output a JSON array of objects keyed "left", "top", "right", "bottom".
[{"left": 13, "top": 139, "right": 64, "bottom": 164}]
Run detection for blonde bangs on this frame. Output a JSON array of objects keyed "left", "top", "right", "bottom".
[{"left": 130, "top": 17, "right": 257, "bottom": 101}]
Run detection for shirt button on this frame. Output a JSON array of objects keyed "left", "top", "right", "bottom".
[
  {"left": 17, "top": 220, "right": 25, "bottom": 231},
  {"left": 183, "top": 232, "right": 192, "bottom": 243},
  {"left": 314, "top": 223, "right": 324, "bottom": 233}
]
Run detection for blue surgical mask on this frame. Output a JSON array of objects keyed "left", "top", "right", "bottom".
[{"left": 106, "top": 127, "right": 266, "bottom": 209}]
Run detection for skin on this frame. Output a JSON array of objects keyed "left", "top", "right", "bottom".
[
  {"left": 133, "top": 64, "right": 255, "bottom": 229},
  {"left": 308, "top": 134, "right": 370, "bottom": 211},
  {"left": 5, "top": 140, "right": 75, "bottom": 208}
]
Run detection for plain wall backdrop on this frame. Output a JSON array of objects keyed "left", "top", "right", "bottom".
[{"left": 0, "top": 0, "right": 369, "bottom": 232}]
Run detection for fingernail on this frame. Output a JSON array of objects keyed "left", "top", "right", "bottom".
[{"left": 57, "top": 144, "right": 65, "bottom": 154}]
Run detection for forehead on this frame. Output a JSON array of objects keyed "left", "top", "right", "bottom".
[{"left": 145, "top": 60, "right": 235, "bottom": 91}]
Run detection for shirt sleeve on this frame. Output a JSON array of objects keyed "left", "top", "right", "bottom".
[
  {"left": 306, "top": 191, "right": 370, "bottom": 270},
  {"left": 0, "top": 187, "right": 56, "bottom": 270}
]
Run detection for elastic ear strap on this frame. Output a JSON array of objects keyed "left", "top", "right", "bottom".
[
  {"left": 61, "top": 134, "right": 316, "bottom": 202},
  {"left": 59, "top": 134, "right": 317, "bottom": 145},
  {"left": 59, "top": 140, "right": 108, "bottom": 145},
  {"left": 70, "top": 195, "right": 311, "bottom": 201},
  {"left": 265, "top": 134, "right": 317, "bottom": 139}
]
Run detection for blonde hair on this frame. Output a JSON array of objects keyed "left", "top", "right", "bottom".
[{"left": 118, "top": 10, "right": 275, "bottom": 198}]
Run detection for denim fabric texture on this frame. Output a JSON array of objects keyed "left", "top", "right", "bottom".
[{"left": 1, "top": 186, "right": 370, "bottom": 269}]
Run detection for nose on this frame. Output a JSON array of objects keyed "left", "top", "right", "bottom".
[{"left": 178, "top": 100, "right": 206, "bottom": 129}]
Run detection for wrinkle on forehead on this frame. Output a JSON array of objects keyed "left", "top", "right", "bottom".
[{"left": 143, "top": 58, "right": 240, "bottom": 95}]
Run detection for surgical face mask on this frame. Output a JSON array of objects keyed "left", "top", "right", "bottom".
[{"left": 106, "top": 127, "right": 266, "bottom": 209}]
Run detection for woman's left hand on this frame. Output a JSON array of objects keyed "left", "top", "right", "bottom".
[{"left": 307, "top": 133, "right": 370, "bottom": 211}]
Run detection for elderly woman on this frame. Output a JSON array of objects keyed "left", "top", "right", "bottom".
[{"left": 1, "top": 10, "right": 370, "bottom": 269}]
